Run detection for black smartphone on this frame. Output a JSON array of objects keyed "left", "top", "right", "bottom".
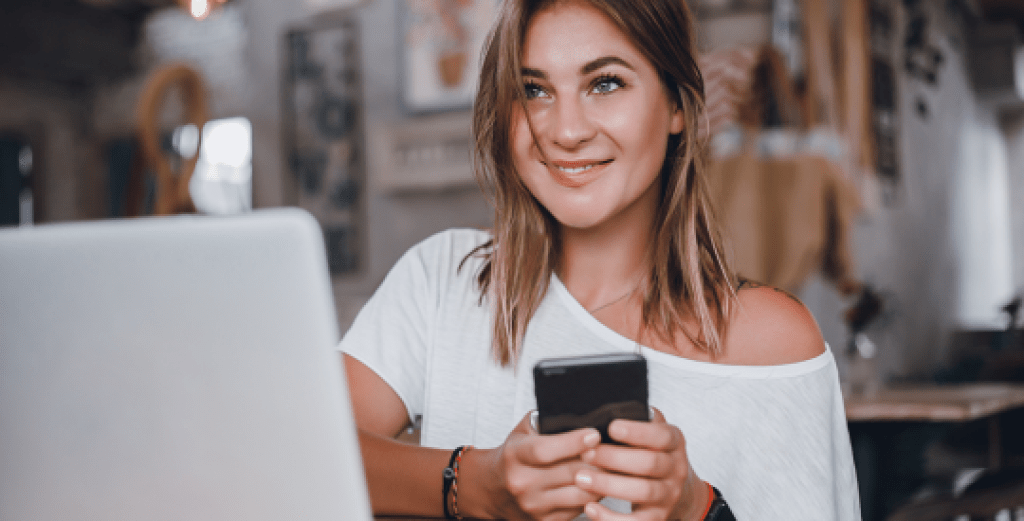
[{"left": 533, "top": 352, "right": 649, "bottom": 444}]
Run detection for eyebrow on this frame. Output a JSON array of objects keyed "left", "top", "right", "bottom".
[
  {"left": 581, "top": 56, "right": 634, "bottom": 75},
  {"left": 521, "top": 55, "right": 635, "bottom": 80}
]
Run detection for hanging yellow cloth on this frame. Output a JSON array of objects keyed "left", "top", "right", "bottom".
[
  {"left": 704, "top": 41, "right": 863, "bottom": 297},
  {"left": 707, "top": 139, "right": 861, "bottom": 296}
]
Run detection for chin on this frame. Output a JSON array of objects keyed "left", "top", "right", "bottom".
[{"left": 546, "top": 207, "right": 611, "bottom": 231}]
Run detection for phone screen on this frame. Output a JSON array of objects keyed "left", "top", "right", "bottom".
[{"left": 533, "top": 352, "right": 648, "bottom": 444}]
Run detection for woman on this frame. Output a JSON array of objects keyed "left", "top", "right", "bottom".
[{"left": 342, "top": 0, "right": 860, "bottom": 519}]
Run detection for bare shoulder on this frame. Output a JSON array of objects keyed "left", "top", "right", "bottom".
[{"left": 721, "top": 279, "right": 826, "bottom": 365}]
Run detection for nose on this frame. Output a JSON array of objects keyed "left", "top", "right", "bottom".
[{"left": 547, "top": 95, "right": 596, "bottom": 149}]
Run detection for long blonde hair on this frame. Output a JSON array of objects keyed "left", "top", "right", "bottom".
[{"left": 467, "top": 0, "right": 736, "bottom": 366}]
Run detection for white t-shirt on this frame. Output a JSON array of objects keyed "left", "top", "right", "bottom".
[{"left": 341, "top": 229, "right": 861, "bottom": 520}]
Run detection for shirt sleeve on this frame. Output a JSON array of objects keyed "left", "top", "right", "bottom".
[
  {"left": 672, "top": 352, "right": 861, "bottom": 520},
  {"left": 718, "top": 360, "right": 861, "bottom": 520},
  {"left": 339, "top": 232, "right": 449, "bottom": 423}
]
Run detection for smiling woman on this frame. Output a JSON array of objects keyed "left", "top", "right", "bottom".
[
  {"left": 512, "top": 2, "right": 683, "bottom": 232},
  {"left": 340, "top": 1, "right": 861, "bottom": 520},
  {"left": 472, "top": 0, "right": 734, "bottom": 370}
]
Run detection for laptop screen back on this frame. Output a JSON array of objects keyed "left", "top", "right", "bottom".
[{"left": 0, "top": 209, "right": 372, "bottom": 521}]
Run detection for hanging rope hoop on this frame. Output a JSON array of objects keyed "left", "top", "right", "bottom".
[{"left": 136, "top": 62, "right": 209, "bottom": 215}]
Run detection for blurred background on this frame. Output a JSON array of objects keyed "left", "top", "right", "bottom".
[{"left": 2, "top": 0, "right": 1024, "bottom": 517}]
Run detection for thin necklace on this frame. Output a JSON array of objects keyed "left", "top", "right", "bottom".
[
  {"left": 588, "top": 285, "right": 638, "bottom": 314},
  {"left": 588, "top": 286, "right": 644, "bottom": 355}
]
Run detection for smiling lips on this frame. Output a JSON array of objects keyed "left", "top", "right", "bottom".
[{"left": 543, "top": 159, "right": 613, "bottom": 188}]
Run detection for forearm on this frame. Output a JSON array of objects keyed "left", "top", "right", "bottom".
[
  {"left": 358, "top": 429, "right": 451, "bottom": 516},
  {"left": 676, "top": 479, "right": 711, "bottom": 521}
]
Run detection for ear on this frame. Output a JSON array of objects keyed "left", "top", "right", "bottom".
[{"left": 669, "top": 103, "right": 685, "bottom": 135}]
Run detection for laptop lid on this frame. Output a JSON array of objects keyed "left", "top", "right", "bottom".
[{"left": 0, "top": 209, "right": 372, "bottom": 520}]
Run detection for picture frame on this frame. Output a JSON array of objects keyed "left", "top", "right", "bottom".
[
  {"left": 399, "top": 0, "right": 499, "bottom": 113},
  {"left": 282, "top": 15, "right": 366, "bottom": 277},
  {"left": 690, "top": 0, "right": 772, "bottom": 19}
]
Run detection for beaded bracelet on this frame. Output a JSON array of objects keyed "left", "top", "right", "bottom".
[{"left": 442, "top": 445, "right": 472, "bottom": 520}]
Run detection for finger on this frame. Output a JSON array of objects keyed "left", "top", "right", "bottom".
[
  {"left": 505, "top": 460, "right": 595, "bottom": 499},
  {"left": 587, "top": 502, "right": 677, "bottom": 521},
  {"left": 582, "top": 444, "right": 676, "bottom": 478},
  {"left": 648, "top": 405, "right": 666, "bottom": 423},
  {"left": 512, "top": 410, "right": 537, "bottom": 434},
  {"left": 607, "top": 418, "right": 682, "bottom": 452},
  {"left": 575, "top": 468, "right": 670, "bottom": 505},
  {"left": 583, "top": 500, "right": 638, "bottom": 521},
  {"left": 527, "top": 484, "right": 602, "bottom": 512},
  {"left": 504, "top": 467, "right": 601, "bottom": 519},
  {"left": 540, "top": 508, "right": 594, "bottom": 521},
  {"left": 513, "top": 426, "right": 602, "bottom": 466}
]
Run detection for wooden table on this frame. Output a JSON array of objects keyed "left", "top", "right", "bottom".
[
  {"left": 845, "top": 383, "right": 1024, "bottom": 468},
  {"left": 845, "top": 383, "right": 1024, "bottom": 521},
  {"left": 845, "top": 383, "right": 1024, "bottom": 423}
]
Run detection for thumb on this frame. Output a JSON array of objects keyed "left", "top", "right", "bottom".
[
  {"left": 512, "top": 410, "right": 539, "bottom": 435},
  {"left": 649, "top": 405, "right": 666, "bottom": 423}
]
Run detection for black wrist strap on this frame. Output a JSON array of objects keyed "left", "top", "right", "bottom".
[
  {"left": 703, "top": 486, "right": 736, "bottom": 521},
  {"left": 441, "top": 446, "right": 466, "bottom": 519}
]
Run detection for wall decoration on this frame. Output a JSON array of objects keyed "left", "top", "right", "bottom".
[
  {"left": 370, "top": 112, "right": 475, "bottom": 192},
  {"left": 0, "top": 135, "right": 32, "bottom": 226},
  {"left": 689, "top": 0, "right": 772, "bottom": 19},
  {"left": 283, "top": 16, "right": 365, "bottom": 277},
  {"left": 902, "top": 4, "right": 945, "bottom": 86},
  {"left": 400, "top": 0, "right": 499, "bottom": 113},
  {"left": 868, "top": 0, "right": 899, "bottom": 202}
]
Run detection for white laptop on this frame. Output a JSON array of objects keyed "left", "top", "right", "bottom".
[{"left": 0, "top": 209, "right": 373, "bottom": 521}]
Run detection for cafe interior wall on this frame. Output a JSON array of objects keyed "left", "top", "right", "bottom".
[
  {"left": 1008, "top": 111, "right": 1024, "bottom": 293},
  {"left": 0, "top": 81, "right": 86, "bottom": 223},
  {"left": 799, "top": 0, "right": 1021, "bottom": 382},
  {"left": 1, "top": 0, "right": 1022, "bottom": 382},
  {"left": 84, "top": 0, "right": 495, "bottom": 327},
  {"left": 687, "top": 0, "right": 1021, "bottom": 383},
  {"left": 0, "top": 0, "right": 492, "bottom": 332}
]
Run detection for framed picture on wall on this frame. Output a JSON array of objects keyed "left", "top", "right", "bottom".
[
  {"left": 689, "top": 0, "right": 771, "bottom": 18},
  {"left": 400, "top": 0, "right": 499, "bottom": 113},
  {"left": 869, "top": 0, "right": 900, "bottom": 204},
  {"left": 282, "top": 15, "right": 366, "bottom": 277}
]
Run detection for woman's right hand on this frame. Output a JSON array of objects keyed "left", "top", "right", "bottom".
[{"left": 466, "top": 412, "right": 604, "bottom": 521}]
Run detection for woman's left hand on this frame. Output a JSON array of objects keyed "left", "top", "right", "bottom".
[{"left": 573, "top": 407, "right": 709, "bottom": 521}]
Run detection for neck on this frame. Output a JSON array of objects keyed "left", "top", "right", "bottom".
[{"left": 557, "top": 185, "right": 658, "bottom": 311}]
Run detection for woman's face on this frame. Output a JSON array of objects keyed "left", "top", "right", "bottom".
[{"left": 512, "top": 0, "right": 684, "bottom": 231}]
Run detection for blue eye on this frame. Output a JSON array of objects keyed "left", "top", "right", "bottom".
[
  {"left": 524, "top": 82, "right": 547, "bottom": 100},
  {"left": 592, "top": 75, "right": 624, "bottom": 94}
]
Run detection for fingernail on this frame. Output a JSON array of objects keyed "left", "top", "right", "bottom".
[
  {"left": 610, "top": 421, "right": 627, "bottom": 438},
  {"left": 583, "top": 430, "right": 601, "bottom": 446},
  {"left": 585, "top": 502, "right": 600, "bottom": 517},
  {"left": 582, "top": 449, "right": 596, "bottom": 462},
  {"left": 576, "top": 471, "right": 593, "bottom": 486}
]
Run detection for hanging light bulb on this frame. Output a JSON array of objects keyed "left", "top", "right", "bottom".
[
  {"left": 191, "top": 0, "right": 210, "bottom": 20},
  {"left": 177, "top": 0, "right": 228, "bottom": 21}
]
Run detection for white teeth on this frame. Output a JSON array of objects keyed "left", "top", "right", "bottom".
[{"left": 554, "top": 164, "right": 594, "bottom": 174}]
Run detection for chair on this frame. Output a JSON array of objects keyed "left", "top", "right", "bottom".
[{"left": 888, "top": 467, "right": 1024, "bottom": 521}]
